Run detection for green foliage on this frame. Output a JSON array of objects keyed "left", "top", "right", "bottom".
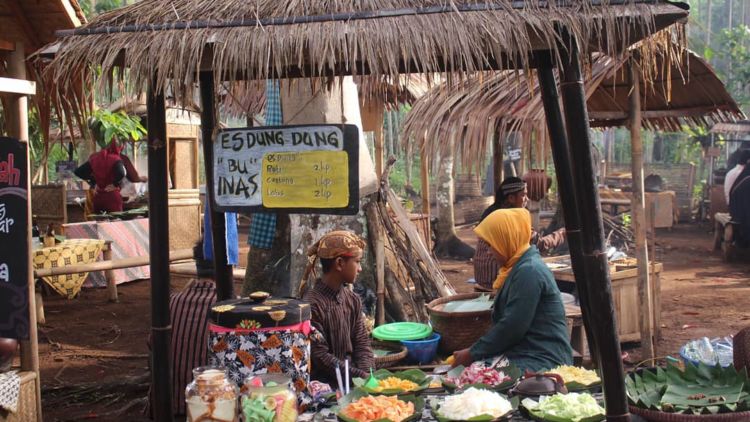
[
  {"left": 79, "top": 0, "right": 128, "bottom": 19},
  {"left": 626, "top": 363, "right": 750, "bottom": 415},
  {"left": 715, "top": 25, "right": 750, "bottom": 112},
  {"left": 89, "top": 109, "right": 146, "bottom": 149}
]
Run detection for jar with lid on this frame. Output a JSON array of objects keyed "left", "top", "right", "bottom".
[
  {"left": 185, "top": 366, "right": 238, "bottom": 422},
  {"left": 240, "top": 374, "right": 298, "bottom": 422}
]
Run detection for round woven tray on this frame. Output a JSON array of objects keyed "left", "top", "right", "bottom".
[
  {"left": 372, "top": 340, "right": 408, "bottom": 369},
  {"left": 427, "top": 293, "right": 494, "bottom": 354},
  {"left": 629, "top": 406, "right": 750, "bottom": 422}
]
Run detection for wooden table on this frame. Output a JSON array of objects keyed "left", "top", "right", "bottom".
[{"left": 545, "top": 256, "right": 662, "bottom": 344}]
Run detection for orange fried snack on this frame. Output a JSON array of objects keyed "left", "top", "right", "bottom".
[
  {"left": 341, "top": 395, "right": 415, "bottom": 422},
  {"left": 371, "top": 377, "right": 419, "bottom": 392}
]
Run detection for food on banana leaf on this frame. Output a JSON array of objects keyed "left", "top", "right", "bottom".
[
  {"left": 549, "top": 365, "right": 601, "bottom": 387},
  {"left": 626, "top": 363, "right": 750, "bottom": 415},
  {"left": 522, "top": 392, "right": 605, "bottom": 422}
]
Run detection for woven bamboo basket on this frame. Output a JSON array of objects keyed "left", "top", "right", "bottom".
[
  {"left": 372, "top": 340, "right": 408, "bottom": 369},
  {"left": 427, "top": 293, "right": 493, "bottom": 354},
  {"left": 0, "top": 371, "right": 39, "bottom": 422},
  {"left": 629, "top": 406, "right": 750, "bottom": 422}
]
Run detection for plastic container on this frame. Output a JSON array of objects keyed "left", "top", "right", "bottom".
[
  {"left": 679, "top": 337, "right": 734, "bottom": 367},
  {"left": 185, "top": 366, "right": 238, "bottom": 422},
  {"left": 372, "top": 322, "right": 432, "bottom": 342},
  {"left": 401, "top": 333, "right": 441, "bottom": 364},
  {"left": 241, "top": 374, "right": 298, "bottom": 422}
]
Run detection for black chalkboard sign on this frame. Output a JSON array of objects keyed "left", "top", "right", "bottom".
[{"left": 0, "top": 137, "right": 29, "bottom": 340}]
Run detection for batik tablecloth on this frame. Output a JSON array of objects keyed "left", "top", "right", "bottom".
[
  {"left": 32, "top": 239, "right": 105, "bottom": 299},
  {"left": 63, "top": 218, "right": 150, "bottom": 287}
]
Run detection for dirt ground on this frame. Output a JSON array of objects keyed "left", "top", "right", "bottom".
[{"left": 36, "top": 223, "right": 750, "bottom": 421}]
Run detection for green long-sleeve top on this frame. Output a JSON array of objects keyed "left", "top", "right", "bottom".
[{"left": 469, "top": 246, "right": 573, "bottom": 372}]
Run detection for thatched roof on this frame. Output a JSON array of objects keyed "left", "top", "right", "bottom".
[
  {"left": 45, "top": 0, "right": 688, "bottom": 102},
  {"left": 401, "top": 46, "right": 743, "bottom": 165}
]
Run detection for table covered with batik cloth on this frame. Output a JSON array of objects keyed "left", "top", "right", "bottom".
[
  {"left": 63, "top": 217, "right": 150, "bottom": 287},
  {"left": 32, "top": 239, "right": 106, "bottom": 299}
]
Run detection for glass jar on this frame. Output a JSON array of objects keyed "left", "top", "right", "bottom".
[
  {"left": 185, "top": 366, "right": 239, "bottom": 422},
  {"left": 240, "top": 374, "right": 298, "bottom": 422}
]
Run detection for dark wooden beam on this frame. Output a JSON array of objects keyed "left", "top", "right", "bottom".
[
  {"left": 557, "top": 27, "right": 630, "bottom": 421},
  {"left": 589, "top": 106, "right": 735, "bottom": 121},
  {"left": 147, "top": 79, "right": 174, "bottom": 422},
  {"left": 6, "top": 0, "right": 41, "bottom": 48},
  {"left": 199, "top": 70, "right": 234, "bottom": 301},
  {"left": 536, "top": 51, "right": 600, "bottom": 366},
  {"left": 0, "top": 39, "right": 15, "bottom": 51}
]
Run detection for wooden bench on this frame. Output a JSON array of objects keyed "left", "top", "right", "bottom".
[{"left": 33, "top": 247, "right": 193, "bottom": 323}]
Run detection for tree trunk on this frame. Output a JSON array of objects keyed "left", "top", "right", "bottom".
[
  {"left": 241, "top": 214, "right": 291, "bottom": 297},
  {"left": 433, "top": 137, "right": 474, "bottom": 259},
  {"left": 404, "top": 138, "right": 413, "bottom": 189}
]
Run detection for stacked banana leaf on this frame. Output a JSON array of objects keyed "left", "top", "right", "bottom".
[{"left": 626, "top": 363, "right": 750, "bottom": 415}]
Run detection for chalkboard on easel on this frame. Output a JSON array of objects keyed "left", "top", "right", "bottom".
[{"left": 0, "top": 137, "right": 29, "bottom": 340}]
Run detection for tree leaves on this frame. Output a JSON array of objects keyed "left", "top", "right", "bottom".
[{"left": 89, "top": 109, "right": 147, "bottom": 149}]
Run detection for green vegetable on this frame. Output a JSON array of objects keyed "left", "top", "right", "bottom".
[
  {"left": 626, "top": 363, "right": 750, "bottom": 415},
  {"left": 522, "top": 393, "right": 605, "bottom": 422}
]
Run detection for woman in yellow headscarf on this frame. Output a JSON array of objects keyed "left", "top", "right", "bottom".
[{"left": 452, "top": 209, "right": 572, "bottom": 372}]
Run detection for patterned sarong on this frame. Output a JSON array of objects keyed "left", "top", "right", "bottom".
[{"left": 33, "top": 239, "right": 105, "bottom": 299}]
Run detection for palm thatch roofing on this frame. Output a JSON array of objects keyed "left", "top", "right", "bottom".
[
  {"left": 401, "top": 46, "right": 743, "bottom": 165},
  {"left": 45, "top": 0, "right": 688, "bottom": 103}
]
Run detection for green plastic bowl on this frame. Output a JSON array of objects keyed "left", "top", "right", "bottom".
[{"left": 372, "top": 322, "right": 432, "bottom": 342}]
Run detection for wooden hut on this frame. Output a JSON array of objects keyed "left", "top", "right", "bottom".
[
  {"left": 45, "top": 1, "right": 690, "bottom": 420},
  {"left": 0, "top": 2, "right": 84, "bottom": 421}
]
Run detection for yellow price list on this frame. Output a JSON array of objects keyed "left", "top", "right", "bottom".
[{"left": 261, "top": 150, "right": 349, "bottom": 208}]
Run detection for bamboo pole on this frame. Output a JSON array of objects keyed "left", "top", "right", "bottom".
[
  {"left": 536, "top": 55, "right": 599, "bottom": 367},
  {"left": 8, "top": 41, "right": 43, "bottom": 422},
  {"left": 628, "top": 58, "right": 654, "bottom": 361},
  {"left": 421, "top": 146, "right": 431, "bottom": 240},
  {"left": 200, "top": 71, "right": 234, "bottom": 301},
  {"left": 493, "top": 133, "right": 504, "bottom": 193},
  {"left": 34, "top": 248, "right": 194, "bottom": 277},
  {"left": 147, "top": 80, "right": 174, "bottom": 422},
  {"left": 375, "top": 126, "right": 384, "bottom": 177},
  {"left": 556, "top": 28, "right": 629, "bottom": 421}
]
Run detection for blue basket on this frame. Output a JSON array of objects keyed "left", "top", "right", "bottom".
[{"left": 401, "top": 333, "right": 441, "bottom": 365}]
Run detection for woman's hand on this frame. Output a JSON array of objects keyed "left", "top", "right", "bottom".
[{"left": 452, "top": 348, "right": 473, "bottom": 367}]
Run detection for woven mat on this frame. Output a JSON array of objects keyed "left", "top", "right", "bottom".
[{"left": 0, "top": 371, "right": 20, "bottom": 413}]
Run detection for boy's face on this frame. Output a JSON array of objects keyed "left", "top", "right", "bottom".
[
  {"left": 506, "top": 187, "right": 528, "bottom": 208},
  {"left": 337, "top": 249, "right": 363, "bottom": 284}
]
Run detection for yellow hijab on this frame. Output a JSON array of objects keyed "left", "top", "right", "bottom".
[{"left": 474, "top": 208, "right": 532, "bottom": 290}]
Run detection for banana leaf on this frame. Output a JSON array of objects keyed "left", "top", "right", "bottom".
[
  {"left": 352, "top": 369, "right": 431, "bottom": 395},
  {"left": 434, "top": 395, "right": 518, "bottom": 422},
  {"left": 334, "top": 390, "right": 424, "bottom": 422},
  {"left": 626, "top": 363, "right": 750, "bottom": 415},
  {"left": 442, "top": 364, "right": 521, "bottom": 393}
]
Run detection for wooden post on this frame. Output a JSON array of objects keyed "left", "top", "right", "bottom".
[
  {"left": 147, "top": 79, "right": 174, "bottom": 422},
  {"left": 628, "top": 58, "right": 654, "bottom": 361},
  {"left": 493, "top": 133, "right": 504, "bottom": 194},
  {"left": 421, "top": 147, "right": 431, "bottom": 240},
  {"left": 375, "top": 127, "right": 384, "bottom": 177},
  {"left": 103, "top": 241, "right": 118, "bottom": 302},
  {"left": 536, "top": 54, "right": 599, "bottom": 366},
  {"left": 556, "top": 28, "right": 629, "bottom": 421},
  {"left": 8, "top": 41, "right": 43, "bottom": 422},
  {"left": 200, "top": 71, "right": 234, "bottom": 301}
]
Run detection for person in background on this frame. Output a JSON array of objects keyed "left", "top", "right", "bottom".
[
  {"left": 148, "top": 239, "right": 216, "bottom": 417},
  {"left": 74, "top": 141, "right": 147, "bottom": 213},
  {"left": 302, "top": 231, "right": 374, "bottom": 384},
  {"left": 453, "top": 209, "right": 573, "bottom": 371},
  {"left": 725, "top": 150, "right": 750, "bottom": 206},
  {"left": 474, "top": 177, "right": 566, "bottom": 290},
  {"left": 729, "top": 153, "right": 750, "bottom": 247}
]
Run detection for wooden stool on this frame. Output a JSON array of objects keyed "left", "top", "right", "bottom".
[{"left": 565, "top": 304, "right": 588, "bottom": 365}]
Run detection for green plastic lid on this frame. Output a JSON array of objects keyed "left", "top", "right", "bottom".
[{"left": 372, "top": 322, "right": 432, "bottom": 341}]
